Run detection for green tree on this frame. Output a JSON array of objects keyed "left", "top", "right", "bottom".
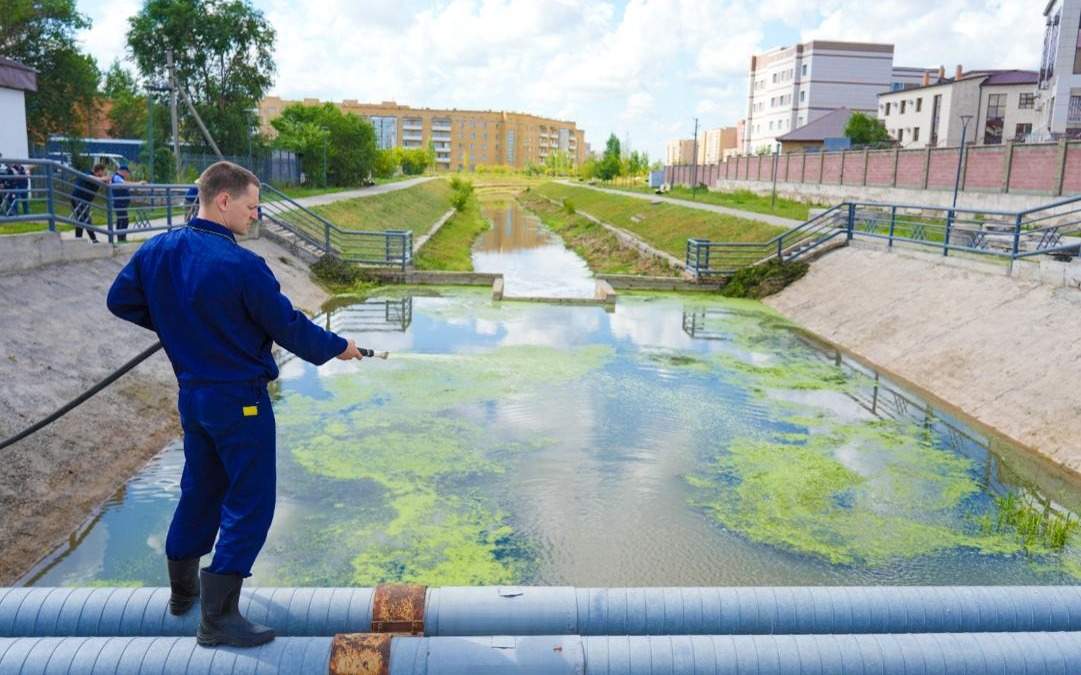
[
  {"left": 127, "top": 0, "right": 276, "bottom": 155},
  {"left": 577, "top": 157, "right": 598, "bottom": 180},
  {"left": 597, "top": 133, "right": 622, "bottom": 180},
  {"left": 271, "top": 103, "right": 377, "bottom": 186},
  {"left": 102, "top": 61, "right": 147, "bottom": 138},
  {"left": 843, "top": 112, "right": 891, "bottom": 146},
  {"left": 399, "top": 148, "right": 431, "bottom": 175},
  {"left": 373, "top": 147, "right": 400, "bottom": 179},
  {"left": 0, "top": 0, "right": 100, "bottom": 143}
]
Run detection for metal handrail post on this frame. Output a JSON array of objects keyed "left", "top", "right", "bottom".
[
  {"left": 45, "top": 164, "right": 56, "bottom": 232},
  {"left": 943, "top": 209, "right": 953, "bottom": 257},
  {"left": 888, "top": 205, "right": 897, "bottom": 248},
  {"left": 324, "top": 220, "right": 331, "bottom": 253},
  {"left": 1011, "top": 212, "right": 1023, "bottom": 260},
  {"left": 105, "top": 184, "right": 115, "bottom": 245},
  {"left": 846, "top": 203, "right": 855, "bottom": 241}
]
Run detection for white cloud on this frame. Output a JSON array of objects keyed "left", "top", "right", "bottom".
[{"left": 75, "top": 0, "right": 1045, "bottom": 160}]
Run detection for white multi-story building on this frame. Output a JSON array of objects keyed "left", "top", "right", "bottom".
[
  {"left": 878, "top": 69, "right": 1039, "bottom": 149},
  {"left": 744, "top": 40, "right": 937, "bottom": 154},
  {"left": 0, "top": 57, "right": 36, "bottom": 158},
  {"left": 1036, "top": 0, "right": 1081, "bottom": 138}
]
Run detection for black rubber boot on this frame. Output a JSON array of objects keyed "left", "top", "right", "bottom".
[
  {"left": 167, "top": 557, "right": 200, "bottom": 616},
  {"left": 196, "top": 569, "right": 275, "bottom": 648}
]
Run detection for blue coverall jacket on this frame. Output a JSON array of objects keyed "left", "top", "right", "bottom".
[{"left": 107, "top": 217, "right": 346, "bottom": 575}]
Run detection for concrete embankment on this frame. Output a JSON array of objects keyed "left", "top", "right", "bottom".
[
  {"left": 766, "top": 243, "right": 1081, "bottom": 476},
  {"left": 0, "top": 236, "right": 328, "bottom": 584}
]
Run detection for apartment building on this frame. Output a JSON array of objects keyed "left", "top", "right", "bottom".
[
  {"left": 258, "top": 97, "right": 586, "bottom": 170},
  {"left": 696, "top": 127, "right": 739, "bottom": 163},
  {"left": 1036, "top": 0, "right": 1081, "bottom": 138},
  {"left": 743, "top": 40, "right": 938, "bottom": 154},
  {"left": 878, "top": 69, "right": 1039, "bottom": 149},
  {"left": 666, "top": 138, "right": 696, "bottom": 165}
]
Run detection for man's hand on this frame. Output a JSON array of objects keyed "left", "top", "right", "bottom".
[{"left": 336, "top": 338, "right": 365, "bottom": 361}]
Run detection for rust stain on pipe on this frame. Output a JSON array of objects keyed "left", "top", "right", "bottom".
[
  {"left": 371, "top": 584, "right": 426, "bottom": 634},
  {"left": 329, "top": 633, "right": 391, "bottom": 675}
]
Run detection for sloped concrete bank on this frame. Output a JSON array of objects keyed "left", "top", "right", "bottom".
[
  {"left": 765, "top": 244, "right": 1081, "bottom": 477},
  {"left": 0, "top": 235, "right": 328, "bottom": 584}
]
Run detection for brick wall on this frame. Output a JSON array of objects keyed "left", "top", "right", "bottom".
[{"left": 665, "top": 140, "right": 1081, "bottom": 198}]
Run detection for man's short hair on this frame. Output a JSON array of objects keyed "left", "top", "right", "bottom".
[
  {"left": 92, "top": 164, "right": 106, "bottom": 173},
  {"left": 198, "top": 161, "right": 260, "bottom": 204}
]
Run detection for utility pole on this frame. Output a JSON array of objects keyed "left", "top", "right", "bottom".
[
  {"left": 166, "top": 49, "right": 181, "bottom": 180},
  {"left": 691, "top": 117, "right": 699, "bottom": 200}
]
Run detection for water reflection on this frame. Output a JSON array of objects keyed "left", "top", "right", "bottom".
[
  {"left": 472, "top": 201, "right": 595, "bottom": 298},
  {"left": 25, "top": 294, "right": 1081, "bottom": 588}
]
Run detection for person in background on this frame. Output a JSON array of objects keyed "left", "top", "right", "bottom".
[
  {"left": 111, "top": 164, "right": 143, "bottom": 242},
  {"left": 71, "top": 165, "right": 107, "bottom": 242},
  {"left": 13, "top": 163, "right": 31, "bottom": 215},
  {"left": 0, "top": 154, "right": 12, "bottom": 217}
]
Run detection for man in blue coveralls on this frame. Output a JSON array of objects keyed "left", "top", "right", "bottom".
[{"left": 107, "top": 161, "right": 365, "bottom": 648}]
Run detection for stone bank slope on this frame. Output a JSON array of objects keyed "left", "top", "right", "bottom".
[
  {"left": 0, "top": 237, "right": 328, "bottom": 584},
  {"left": 765, "top": 246, "right": 1081, "bottom": 475}
]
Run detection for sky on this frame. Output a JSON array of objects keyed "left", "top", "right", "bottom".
[{"left": 76, "top": 0, "right": 1045, "bottom": 161}]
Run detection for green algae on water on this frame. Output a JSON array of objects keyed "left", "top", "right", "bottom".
[
  {"left": 272, "top": 341, "right": 615, "bottom": 586},
  {"left": 690, "top": 416, "right": 1021, "bottom": 566}
]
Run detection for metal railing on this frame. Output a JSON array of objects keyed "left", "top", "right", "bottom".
[
  {"left": 259, "top": 185, "right": 412, "bottom": 269},
  {"left": 685, "top": 195, "right": 1081, "bottom": 277},
  {"left": 0, "top": 158, "right": 196, "bottom": 242},
  {"left": 0, "top": 159, "right": 413, "bottom": 269},
  {"left": 685, "top": 204, "right": 849, "bottom": 276}
]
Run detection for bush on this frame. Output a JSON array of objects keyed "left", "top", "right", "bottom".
[
  {"left": 373, "top": 148, "right": 400, "bottom": 179},
  {"left": 311, "top": 254, "right": 360, "bottom": 286},
  {"left": 449, "top": 177, "right": 474, "bottom": 212},
  {"left": 562, "top": 199, "right": 575, "bottom": 215},
  {"left": 720, "top": 259, "right": 808, "bottom": 299}
]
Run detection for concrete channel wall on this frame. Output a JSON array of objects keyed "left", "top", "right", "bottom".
[{"left": 765, "top": 241, "right": 1081, "bottom": 477}]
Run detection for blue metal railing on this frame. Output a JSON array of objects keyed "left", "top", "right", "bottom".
[
  {"left": 686, "top": 194, "right": 1081, "bottom": 276},
  {"left": 259, "top": 185, "right": 412, "bottom": 269},
  {"left": 0, "top": 159, "right": 412, "bottom": 269},
  {"left": 685, "top": 204, "right": 849, "bottom": 276}
]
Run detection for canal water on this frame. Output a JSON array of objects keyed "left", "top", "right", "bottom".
[
  {"left": 471, "top": 201, "right": 595, "bottom": 298},
  {"left": 25, "top": 201, "right": 1081, "bottom": 588}
]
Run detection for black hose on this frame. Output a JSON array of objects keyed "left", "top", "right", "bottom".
[{"left": 0, "top": 342, "right": 164, "bottom": 451}]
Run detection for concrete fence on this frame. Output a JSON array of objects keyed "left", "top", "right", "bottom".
[{"left": 667, "top": 140, "right": 1081, "bottom": 198}]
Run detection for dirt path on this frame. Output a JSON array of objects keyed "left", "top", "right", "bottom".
[
  {"left": 0, "top": 237, "right": 329, "bottom": 584},
  {"left": 766, "top": 245, "right": 1081, "bottom": 476}
]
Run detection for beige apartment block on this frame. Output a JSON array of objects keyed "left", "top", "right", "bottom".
[
  {"left": 259, "top": 97, "right": 586, "bottom": 171},
  {"left": 697, "top": 127, "right": 739, "bottom": 164},
  {"left": 666, "top": 138, "right": 696, "bottom": 165}
]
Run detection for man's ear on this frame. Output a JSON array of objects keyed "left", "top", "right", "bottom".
[{"left": 216, "top": 191, "right": 230, "bottom": 212}]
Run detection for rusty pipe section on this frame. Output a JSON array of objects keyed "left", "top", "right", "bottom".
[
  {"left": 8, "top": 632, "right": 1081, "bottom": 673},
  {"left": 8, "top": 585, "right": 1081, "bottom": 638}
]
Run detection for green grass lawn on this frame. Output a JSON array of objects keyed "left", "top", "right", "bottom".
[
  {"left": 309, "top": 179, "right": 453, "bottom": 234},
  {"left": 600, "top": 182, "right": 823, "bottom": 221},
  {"left": 413, "top": 195, "right": 492, "bottom": 271},
  {"left": 533, "top": 183, "right": 785, "bottom": 259},
  {"left": 518, "top": 192, "right": 681, "bottom": 276}
]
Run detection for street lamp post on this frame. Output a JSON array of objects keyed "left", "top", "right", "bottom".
[{"left": 946, "top": 114, "right": 975, "bottom": 256}]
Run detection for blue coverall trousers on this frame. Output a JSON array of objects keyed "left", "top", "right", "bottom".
[{"left": 165, "top": 382, "right": 276, "bottom": 577}]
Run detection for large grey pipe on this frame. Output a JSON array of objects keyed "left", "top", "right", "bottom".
[
  {"left": 5, "top": 586, "right": 1081, "bottom": 638},
  {"left": 5, "top": 632, "right": 1081, "bottom": 674}
]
